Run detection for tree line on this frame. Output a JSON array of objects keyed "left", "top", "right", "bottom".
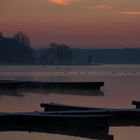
[
  {"left": 0, "top": 32, "right": 34, "bottom": 64},
  {"left": 0, "top": 32, "right": 73, "bottom": 65},
  {"left": 1, "top": 32, "right": 140, "bottom": 65}
]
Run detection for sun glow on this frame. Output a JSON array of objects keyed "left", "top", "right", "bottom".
[
  {"left": 121, "top": 11, "right": 140, "bottom": 15},
  {"left": 48, "top": 0, "right": 76, "bottom": 5}
]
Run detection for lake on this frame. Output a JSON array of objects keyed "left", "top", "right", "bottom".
[{"left": 0, "top": 65, "right": 140, "bottom": 140}]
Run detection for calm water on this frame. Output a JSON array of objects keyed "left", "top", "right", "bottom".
[{"left": 0, "top": 65, "right": 140, "bottom": 140}]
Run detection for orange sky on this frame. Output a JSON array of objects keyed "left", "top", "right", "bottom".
[{"left": 0, "top": 0, "right": 140, "bottom": 48}]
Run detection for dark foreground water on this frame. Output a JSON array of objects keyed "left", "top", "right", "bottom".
[{"left": 0, "top": 65, "right": 140, "bottom": 140}]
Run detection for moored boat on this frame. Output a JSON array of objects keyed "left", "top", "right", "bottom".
[
  {"left": 0, "top": 104, "right": 140, "bottom": 127},
  {"left": 40, "top": 102, "right": 140, "bottom": 126},
  {"left": 0, "top": 80, "right": 104, "bottom": 90},
  {"left": 0, "top": 101, "right": 140, "bottom": 140},
  {"left": 0, "top": 112, "right": 112, "bottom": 140}
]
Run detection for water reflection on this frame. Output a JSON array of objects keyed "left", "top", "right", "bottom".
[
  {"left": 0, "top": 86, "right": 104, "bottom": 97},
  {"left": 0, "top": 123, "right": 113, "bottom": 140},
  {"left": 0, "top": 88, "right": 23, "bottom": 97}
]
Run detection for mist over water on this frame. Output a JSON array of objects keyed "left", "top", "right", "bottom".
[{"left": 0, "top": 65, "right": 140, "bottom": 140}]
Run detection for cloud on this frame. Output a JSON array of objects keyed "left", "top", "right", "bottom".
[
  {"left": 48, "top": 0, "right": 77, "bottom": 6},
  {"left": 121, "top": 11, "right": 140, "bottom": 15},
  {"left": 90, "top": 4, "right": 112, "bottom": 10}
]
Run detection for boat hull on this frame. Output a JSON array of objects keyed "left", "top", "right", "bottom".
[
  {"left": 0, "top": 113, "right": 111, "bottom": 140},
  {"left": 0, "top": 80, "right": 104, "bottom": 90}
]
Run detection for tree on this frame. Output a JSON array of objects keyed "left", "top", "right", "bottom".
[
  {"left": 40, "top": 43, "right": 73, "bottom": 65},
  {"left": 49, "top": 43, "right": 73, "bottom": 64},
  {"left": 0, "top": 32, "right": 35, "bottom": 64},
  {"left": 14, "top": 32, "right": 31, "bottom": 49},
  {"left": 13, "top": 32, "right": 35, "bottom": 64}
]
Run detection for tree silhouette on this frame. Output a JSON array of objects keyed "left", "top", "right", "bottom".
[
  {"left": 14, "top": 32, "right": 31, "bottom": 49},
  {"left": 0, "top": 32, "right": 35, "bottom": 64},
  {"left": 40, "top": 43, "right": 73, "bottom": 65}
]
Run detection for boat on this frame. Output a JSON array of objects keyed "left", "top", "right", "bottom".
[
  {"left": 41, "top": 101, "right": 140, "bottom": 112},
  {"left": 0, "top": 101, "right": 140, "bottom": 140},
  {"left": 0, "top": 112, "right": 112, "bottom": 140},
  {"left": 0, "top": 111, "right": 110, "bottom": 135},
  {"left": 40, "top": 101, "right": 140, "bottom": 126},
  {"left": 0, "top": 108, "right": 140, "bottom": 127},
  {"left": 0, "top": 80, "right": 104, "bottom": 90},
  {"left": 40, "top": 102, "right": 104, "bottom": 111},
  {"left": 0, "top": 101, "right": 140, "bottom": 127}
]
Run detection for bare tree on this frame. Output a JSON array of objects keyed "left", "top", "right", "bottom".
[{"left": 14, "top": 32, "right": 31, "bottom": 48}]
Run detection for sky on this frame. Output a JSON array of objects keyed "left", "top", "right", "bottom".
[{"left": 0, "top": 0, "right": 140, "bottom": 48}]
